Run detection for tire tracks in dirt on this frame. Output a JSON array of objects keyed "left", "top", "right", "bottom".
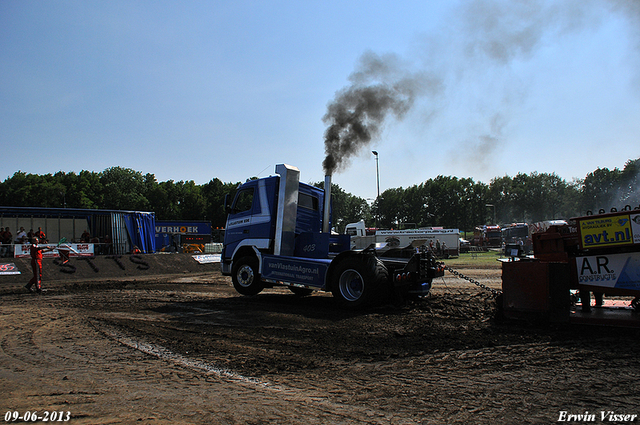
[{"left": 0, "top": 296, "right": 413, "bottom": 424}]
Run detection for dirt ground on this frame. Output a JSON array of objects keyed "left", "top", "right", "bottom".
[{"left": 1, "top": 254, "right": 640, "bottom": 424}]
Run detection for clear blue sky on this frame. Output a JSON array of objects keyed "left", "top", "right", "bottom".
[{"left": 2, "top": 0, "right": 639, "bottom": 201}]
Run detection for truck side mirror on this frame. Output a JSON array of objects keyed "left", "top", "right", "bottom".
[{"left": 224, "top": 193, "right": 233, "bottom": 215}]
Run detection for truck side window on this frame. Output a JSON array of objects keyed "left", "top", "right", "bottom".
[
  {"left": 233, "top": 189, "right": 254, "bottom": 214},
  {"left": 299, "top": 193, "right": 318, "bottom": 211}
]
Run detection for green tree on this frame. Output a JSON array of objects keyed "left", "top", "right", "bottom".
[
  {"left": 403, "top": 184, "right": 428, "bottom": 227},
  {"left": 56, "top": 170, "right": 103, "bottom": 209},
  {"left": 1, "top": 158, "right": 636, "bottom": 232},
  {"left": 177, "top": 180, "right": 206, "bottom": 220},
  {"left": 618, "top": 159, "right": 640, "bottom": 208},
  {"left": 487, "top": 172, "right": 581, "bottom": 224},
  {"left": 100, "top": 167, "right": 151, "bottom": 211},
  {"left": 0, "top": 172, "right": 62, "bottom": 207},
  {"left": 374, "top": 187, "right": 404, "bottom": 228},
  {"left": 580, "top": 167, "right": 622, "bottom": 213},
  {"left": 486, "top": 175, "right": 513, "bottom": 224},
  {"left": 148, "top": 180, "right": 175, "bottom": 220},
  {"left": 202, "top": 178, "right": 239, "bottom": 228}
]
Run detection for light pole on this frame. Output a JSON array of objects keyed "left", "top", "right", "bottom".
[
  {"left": 485, "top": 204, "right": 496, "bottom": 224},
  {"left": 372, "top": 151, "right": 380, "bottom": 229}
]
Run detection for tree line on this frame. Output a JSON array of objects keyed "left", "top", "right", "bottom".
[{"left": 1, "top": 158, "right": 638, "bottom": 232}]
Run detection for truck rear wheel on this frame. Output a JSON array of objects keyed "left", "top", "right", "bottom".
[
  {"left": 332, "top": 255, "right": 388, "bottom": 308},
  {"left": 232, "top": 256, "right": 264, "bottom": 296}
]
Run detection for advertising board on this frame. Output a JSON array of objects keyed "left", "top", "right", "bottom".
[
  {"left": 575, "top": 252, "right": 640, "bottom": 291},
  {"left": 155, "top": 221, "right": 213, "bottom": 251},
  {"left": 261, "top": 255, "right": 330, "bottom": 288},
  {"left": 0, "top": 263, "right": 20, "bottom": 275},
  {"left": 577, "top": 212, "right": 640, "bottom": 250},
  {"left": 14, "top": 243, "right": 94, "bottom": 258},
  {"left": 155, "top": 222, "right": 212, "bottom": 235},
  {"left": 375, "top": 229, "right": 460, "bottom": 251}
]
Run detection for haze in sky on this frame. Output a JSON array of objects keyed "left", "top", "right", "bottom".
[{"left": 1, "top": 0, "right": 639, "bottom": 201}]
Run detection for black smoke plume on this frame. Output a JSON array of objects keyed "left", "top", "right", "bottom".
[
  {"left": 322, "top": 51, "right": 441, "bottom": 175},
  {"left": 321, "top": 1, "right": 640, "bottom": 178}
]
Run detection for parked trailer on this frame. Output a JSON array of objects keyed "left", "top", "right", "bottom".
[
  {"left": 345, "top": 222, "right": 460, "bottom": 257},
  {"left": 221, "top": 164, "right": 444, "bottom": 308}
]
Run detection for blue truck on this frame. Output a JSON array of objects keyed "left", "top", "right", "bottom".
[{"left": 221, "top": 164, "right": 444, "bottom": 308}]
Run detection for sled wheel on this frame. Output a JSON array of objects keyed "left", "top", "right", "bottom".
[{"left": 232, "top": 256, "right": 264, "bottom": 296}]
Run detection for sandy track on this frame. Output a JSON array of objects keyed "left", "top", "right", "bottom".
[{"left": 1, "top": 268, "right": 639, "bottom": 424}]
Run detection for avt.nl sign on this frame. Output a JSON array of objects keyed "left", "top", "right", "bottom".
[{"left": 577, "top": 212, "right": 640, "bottom": 249}]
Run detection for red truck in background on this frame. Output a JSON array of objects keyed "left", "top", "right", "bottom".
[{"left": 472, "top": 225, "right": 502, "bottom": 248}]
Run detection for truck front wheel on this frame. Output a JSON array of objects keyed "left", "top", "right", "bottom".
[
  {"left": 332, "top": 255, "right": 388, "bottom": 308},
  {"left": 232, "top": 256, "right": 264, "bottom": 296}
]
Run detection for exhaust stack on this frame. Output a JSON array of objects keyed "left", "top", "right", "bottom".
[{"left": 323, "top": 175, "right": 331, "bottom": 233}]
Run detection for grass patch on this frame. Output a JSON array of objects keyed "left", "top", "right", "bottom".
[{"left": 444, "top": 250, "right": 503, "bottom": 267}]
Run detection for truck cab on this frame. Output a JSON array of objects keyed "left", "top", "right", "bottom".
[{"left": 221, "top": 166, "right": 328, "bottom": 277}]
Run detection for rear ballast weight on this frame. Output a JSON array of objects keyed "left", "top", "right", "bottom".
[{"left": 221, "top": 164, "right": 444, "bottom": 308}]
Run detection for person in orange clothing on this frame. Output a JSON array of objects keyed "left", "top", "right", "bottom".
[
  {"left": 25, "top": 237, "right": 54, "bottom": 293},
  {"left": 34, "top": 227, "right": 47, "bottom": 243}
]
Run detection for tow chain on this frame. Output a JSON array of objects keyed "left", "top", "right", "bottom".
[{"left": 444, "top": 265, "right": 503, "bottom": 299}]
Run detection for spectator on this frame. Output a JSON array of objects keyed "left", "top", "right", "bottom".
[
  {"left": 104, "top": 234, "right": 112, "bottom": 254},
  {"left": 0, "top": 227, "right": 6, "bottom": 257},
  {"left": 35, "top": 227, "right": 47, "bottom": 243},
  {"left": 15, "top": 227, "right": 27, "bottom": 244},
  {"left": 88, "top": 236, "right": 99, "bottom": 254},
  {"left": 81, "top": 230, "right": 91, "bottom": 243},
  {"left": 1, "top": 227, "right": 12, "bottom": 257}
]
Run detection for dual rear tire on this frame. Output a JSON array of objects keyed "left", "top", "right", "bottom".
[{"left": 332, "top": 254, "right": 389, "bottom": 308}]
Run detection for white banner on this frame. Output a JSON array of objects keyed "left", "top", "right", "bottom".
[
  {"left": 14, "top": 243, "right": 95, "bottom": 258},
  {"left": 575, "top": 252, "right": 640, "bottom": 291},
  {"left": 192, "top": 254, "right": 221, "bottom": 264}
]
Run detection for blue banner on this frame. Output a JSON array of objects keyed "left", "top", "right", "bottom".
[{"left": 155, "top": 221, "right": 212, "bottom": 235}]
